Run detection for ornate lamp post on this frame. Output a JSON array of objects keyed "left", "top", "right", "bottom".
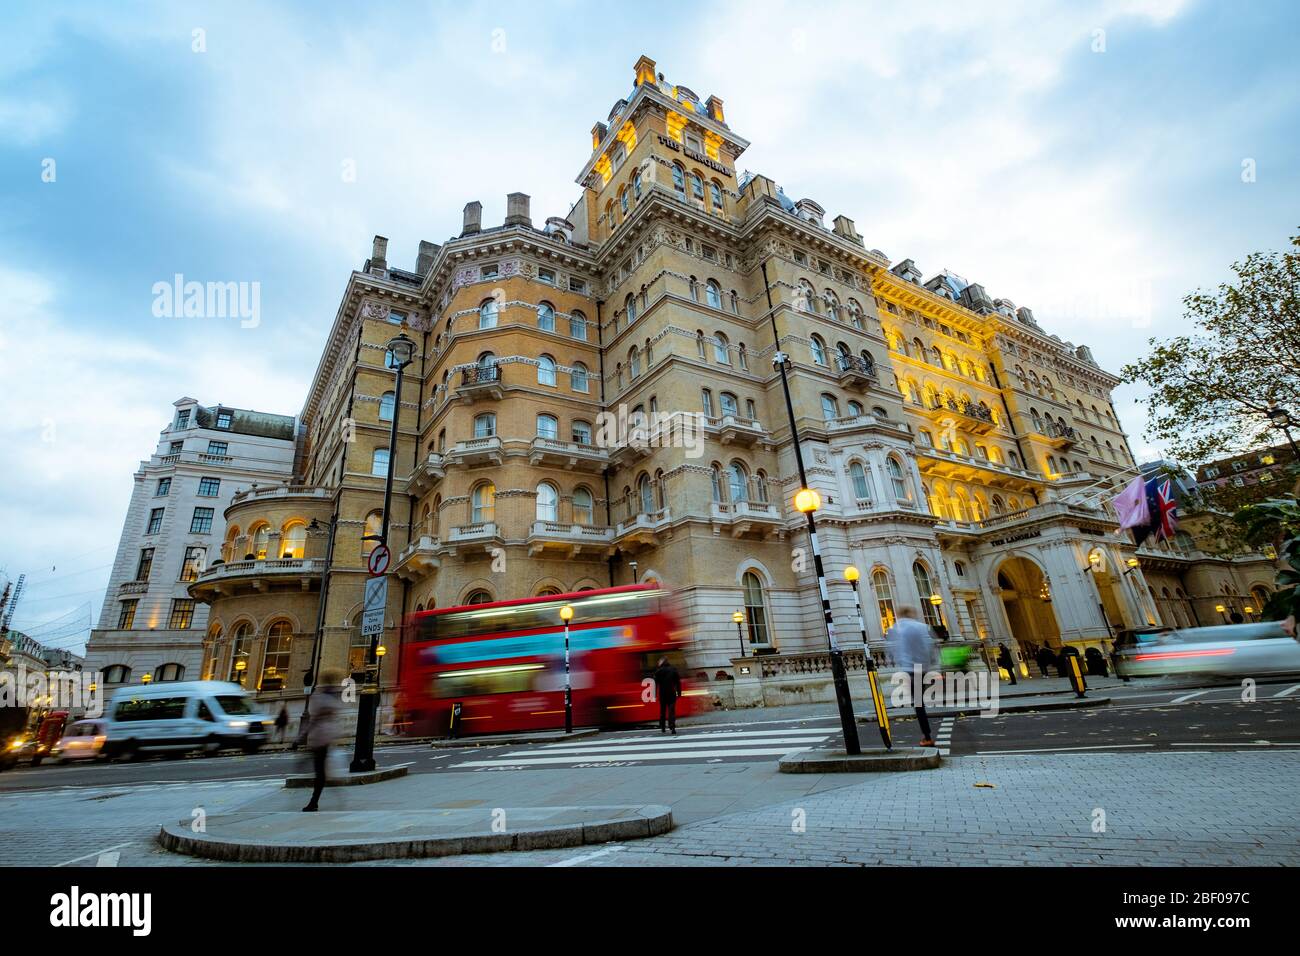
[
  {"left": 351, "top": 328, "right": 415, "bottom": 774},
  {"left": 732, "top": 610, "right": 746, "bottom": 659},
  {"left": 1215, "top": 603, "right": 1228, "bottom": 623},
  {"left": 1266, "top": 404, "right": 1300, "bottom": 459}
]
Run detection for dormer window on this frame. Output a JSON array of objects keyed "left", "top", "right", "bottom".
[
  {"left": 215, "top": 410, "right": 232, "bottom": 430},
  {"left": 175, "top": 409, "right": 191, "bottom": 430},
  {"left": 480, "top": 263, "right": 499, "bottom": 279},
  {"left": 685, "top": 131, "right": 702, "bottom": 152}
]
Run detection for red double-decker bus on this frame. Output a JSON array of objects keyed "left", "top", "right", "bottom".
[{"left": 396, "top": 584, "right": 695, "bottom": 737}]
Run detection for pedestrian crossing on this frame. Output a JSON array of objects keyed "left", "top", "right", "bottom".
[
  {"left": 447, "top": 725, "right": 835, "bottom": 771},
  {"left": 0, "top": 776, "right": 284, "bottom": 802},
  {"left": 933, "top": 718, "right": 954, "bottom": 756}
]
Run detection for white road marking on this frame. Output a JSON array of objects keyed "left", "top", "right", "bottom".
[
  {"left": 1170, "top": 690, "right": 1210, "bottom": 704},
  {"left": 556, "top": 727, "right": 834, "bottom": 747},
  {"left": 1170, "top": 741, "right": 1300, "bottom": 747},
  {"left": 933, "top": 718, "right": 954, "bottom": 756},
  {"left": 975, "top": 744, "right": 1155, "bottom": 755},
  {"left": 452, "top": 746, "right": 814, "bottom": 768},
  {"left": 96, "top": 851, "right": 120, "bottom": 867},
  {"left": 1273, "top": 684, "right": 1300, "bottom": 698},
  {"left": 54, "top": 841, "right": 136, "bottom": 868},
  {"left": 548, "top": 845, "right": 626, "bottom": 867},
  {"left": 519, "top": 734, "right": 831, "bottom": 756}
]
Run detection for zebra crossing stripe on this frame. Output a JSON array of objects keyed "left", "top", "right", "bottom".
[{"left": 451, "top": 746, "right": 817, "bottom": 768}]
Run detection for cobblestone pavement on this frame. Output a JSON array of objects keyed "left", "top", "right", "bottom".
[{"left": 378, "top": 750, "right": 1300, "bottom": 867}]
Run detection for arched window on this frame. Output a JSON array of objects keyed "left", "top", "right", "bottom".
[
  {"left": 573, "top": 487, "right": 595, "bottom": 525},
  {"left": 571, "top": 362, "right": 588, "bottom": 392},
  {"left": 728, "top": 462, "right": 749, "bottom": 503},
  {"left": 633, "top": 169, "right": 642, "bottom": 199},
  {"left": 625, "top": 294, "right": 637, "bottom": 324},
  {"left": 706, "top": 280, "right": 722, "bottom": 309},
  {"left": 798, "top": 281, "right": 817, "bottom": 313},
  {"left": 824, "top": 291, "right": 841, "bottom": 321},
  {"left": 639, "top": 474, "right": 655, "bottom": 514},
  {"left": 536, "top": 482, "right": 558, "bottom": 521},
  {"left": 836, "top": 341, "right": 852, "bottom": 370},
  {"left": 229, "top": 623, "right": 252, "bottom": 684},
  {"left": 619, "top": 186, "right": 629, "bottom": 217},
  {"left": 538, "top": 355, "right": 557, "bottom": 386},
  {"left": 570, "top": 310, "right": 588, "bottom": 340},
  {"left": 912, "top": 562, "right": 940, "bottom": 627},
  {"left": 720, "top": 392, "right": 739, "bottom": 418},
  {"left": 259, "top": 621, "right": 292, "bottom": 691},
  {"left": 379, "top": 391, "right": 395, "bottom": 421},
  {"left": 536, "top": 414, "right": 558, "bottom": 440},
  {"left": 629, "top": 346, "right": 641, "bottom": 378},
  {"left": 696, "top": 330, "right": 707, "bottom": 358},
  {"left": 473, "top": 412, "right": 496, "bottom": 438},
  {"left": 572, "top": 420, "right": 593, "bottom": 445},
  {"left": 478, "top": 298, "right": 498, "bottom": 329},
  {"left": 871, "top": 569, "right": 897, "bottom": 634},
  {"left": 466, "top": 590, "right": 492, "bottom": 606},
  {"left": 713, "top": 331, "right": 729, "bottom": 363},
  {"left": 887, "top": 456, "right": 910, "bottom": 500},
  {"left": 730, "top": 291, "right": 740, "bottom": 314},
  {"left": 472, "top": 483, "right": 495, "bottom": 523},
  {"left": 155, "top": 662, "right": 185, "bottom": 682},
  {"left": 690, "top": 172, "right": 705, "bottom": 201},
  {"left": 991, "top": 495, "right": 1006, "bottom": 515},
  {"left": 710, "top": 180, "right": 724, "bottom": 210},
  {"left": 671, "top": 163, "right": 686, "bottom": 199},
  {"left": 280, "top": 522, "right": 306, "bottom": 559},
  {"left": 821, "top": 394, "right": 840, "bottom": 420},
  {"left": 847, "top": 301, "right": 864, "bottom": 330},
  {"left": 710, "top": 463, "right": 724, "bottom": 502},
  {"left": 850, "top": 461, "right": 873, "bottom": 502},
  {"left": 742, "top": 572, "right": 771, "bottom": 645},
  {"left": 477, "top": 350, "right": 496, "bottom": 370},
  {"left": 752, "top": 470, "right": 768, "bottom": 504},
  {"left": 847, "top": 400, "right": 863, "bottom": 417},
  {"left": 538, "top": 302, "right": 556, "bottom": 332},
  {"left": 810, "top": 335, "right": 828, "bottom": 367},
  {"left": 362, "top": 510, "right": 383, "bottom": 555},
  {"left": 250, "top": 523, "right": 270, "bottom": 560},
  {"left": 104, "top": 664, "right": 132, "bottom": 684}
]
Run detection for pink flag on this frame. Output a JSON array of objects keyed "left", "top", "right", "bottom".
[{"left": 1111, "top": 476, "right": 1150, "bottom": 530}]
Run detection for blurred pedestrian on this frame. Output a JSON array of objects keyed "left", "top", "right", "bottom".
[
  {"left": 274, "top": 705, "right": 289, "bottom": 744},
  {"left": 296, "top": 668, "right": 345, "bottom": 812},
  {"left": 886, "top": 606, "right": 938, "bottom": 747},
  {"left": 652, "top": 657, "right": 682, "bottom": 735},
  {"left": 996, "top": 643, "right": 1018, "bottom": 684},
  {"left": 1036, "top": 646, "right": 1057, "bottom": 678}
]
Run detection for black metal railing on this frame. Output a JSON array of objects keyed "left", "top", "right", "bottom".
[{"left": 462, "top": 364, "right": 500, "bottom": 385}]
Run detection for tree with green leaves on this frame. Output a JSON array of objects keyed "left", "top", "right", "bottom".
[
  {"left": 1234, "top": 497, "right": 1300, "bottom": 628},
  {"left": 1122, "top": 233, "right": 1300, "bottom": 464}
]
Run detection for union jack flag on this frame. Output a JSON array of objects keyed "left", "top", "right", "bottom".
[{"left": 1133, "top": 476, "right": 1178, "bottom": 544}]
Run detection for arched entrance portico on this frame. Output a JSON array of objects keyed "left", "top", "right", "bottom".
[{"left": 994, "top": 556, "right": 1061, "bottom": 657}]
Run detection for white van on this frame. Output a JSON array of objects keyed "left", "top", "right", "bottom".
[{"left": 103, "top": 681, "right": 271, "bottom": 759}]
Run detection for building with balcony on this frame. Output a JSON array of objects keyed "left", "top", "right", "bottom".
[
  {"left": 164, "top": 56, "right": 1275, "bottom": 715},
  {"left": 84, "top": 398, "right": 297, "bottom": 693}
]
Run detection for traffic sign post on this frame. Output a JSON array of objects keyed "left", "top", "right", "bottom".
[
  {"left": 361, "top": 576, "right": 388, "bottom": 639},
  {"left": 367, "top": 544, "right": 390, "bottom": 577}
]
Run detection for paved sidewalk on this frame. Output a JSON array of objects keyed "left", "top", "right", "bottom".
[{"left": 385, "top": 750, "right": 1300, "bottom": 867}]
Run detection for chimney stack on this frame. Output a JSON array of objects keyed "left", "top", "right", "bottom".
[
  {"left": 461, "top": 201, "right": 482, "bottom": 237},
  {"left": 505, "top": 192, "right": 531, "bottom": 228},
  {"left": 416, "top": 240, "right": 439, "bottom": 276},
  {"left": 368, "top": 235, "right": 388, "bottom": 276}
]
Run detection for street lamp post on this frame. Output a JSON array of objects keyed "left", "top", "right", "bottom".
[
  {"left": 761, "top": 259, "right": 859, "bottom": 756},
  {"left": 845, "top": 566, "right": 891, "bottom": 750},
  {"left": 559, "top": 605, "right": 574, "bottom": 733},
  {"left": 351, "top": 328, "right": 415, "bottom": 774},
  {"left": 732, "top": 610, "right": 746, "bottom": 659},
  {"left": 1215, "top": 603, "right": 1228, "bottom": 623},
  {"left": 1266, "top": 404, "right": 1300, "bottom": 460},
  {"left": 301, "top": 512, "right": 338, "bottom": 727}
]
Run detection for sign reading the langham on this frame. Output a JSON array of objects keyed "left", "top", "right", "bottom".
[{"left": 656, "top": 135, "right": 731, "bottom": 176}]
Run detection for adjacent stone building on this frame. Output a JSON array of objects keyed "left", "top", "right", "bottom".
[{"left": 85, "top": 399, "right": 297, "bottom": 693}]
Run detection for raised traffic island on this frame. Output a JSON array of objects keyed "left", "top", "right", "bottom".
[{"left": 778, "top": 747, "right": 941, "bottom": 774}]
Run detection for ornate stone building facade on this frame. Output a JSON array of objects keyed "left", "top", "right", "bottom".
[{"left": 188, "top": 55, "right": 1275, "bottom": 714}]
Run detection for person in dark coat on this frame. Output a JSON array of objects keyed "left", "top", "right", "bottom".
[
  {"left": 996, "top": 643, "right": 1018, "bottom": 684},
  {"left": 652, "top": 657, "right": 682, "bottom": 735},
  {"left": 274, "top": 705, "right": 289, "bottom": 744},
  {"left": 296, "top": 668, "right": 346, "bottom": 812},
  {"left": 1084, "top": 646, "right": 1108, "bottom": 677},
  {"left": 1036, "top": 646, "right": 1057, "bottom": 679}
]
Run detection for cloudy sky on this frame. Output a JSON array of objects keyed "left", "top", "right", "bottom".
[{"left": 1, "top": 0, "right": 1296, "bottom": 651}]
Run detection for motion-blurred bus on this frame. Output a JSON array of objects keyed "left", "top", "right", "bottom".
[{"left": 396, "top": 584, "right": 696, "bottom": 737}]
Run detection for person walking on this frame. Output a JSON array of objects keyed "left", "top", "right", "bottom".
[
  {"left": 886, "top": 606, "right": 938, "bottom": 748},
  {"left": 996, "top": 643, "right": 1018, "bottom": 685},
  {"left": 1036, "top": 646, "right": 1057, "bottom": 679},
  {"left": 296, "top": 668, "right": 345, "bottom": 812},
  {"left": 274, "top": 705, "right": 289, "bottom": 744},
  {"left": 652, "top": 657, "right": 682, "bottom": 735}
]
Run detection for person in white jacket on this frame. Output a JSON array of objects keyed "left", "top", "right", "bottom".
[
  {"left": 886, "top": 607, "right": 938, "bottom": 747},
  {"left": 296, "top": 668, "right": 346, "bottom": 812}
]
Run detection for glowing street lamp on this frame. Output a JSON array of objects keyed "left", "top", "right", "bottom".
[
  {"left": 141, "top": 673, "right": 152, "bottom": 685},
  {"left": 559, "top": 605, "right": 575, "bottom": 734},
  {"left": 1215, "top": 603, "right": 1228, "bottom": 623},
  {"left": 732, "top": 610, "right": 746, "bottom": 659}
]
